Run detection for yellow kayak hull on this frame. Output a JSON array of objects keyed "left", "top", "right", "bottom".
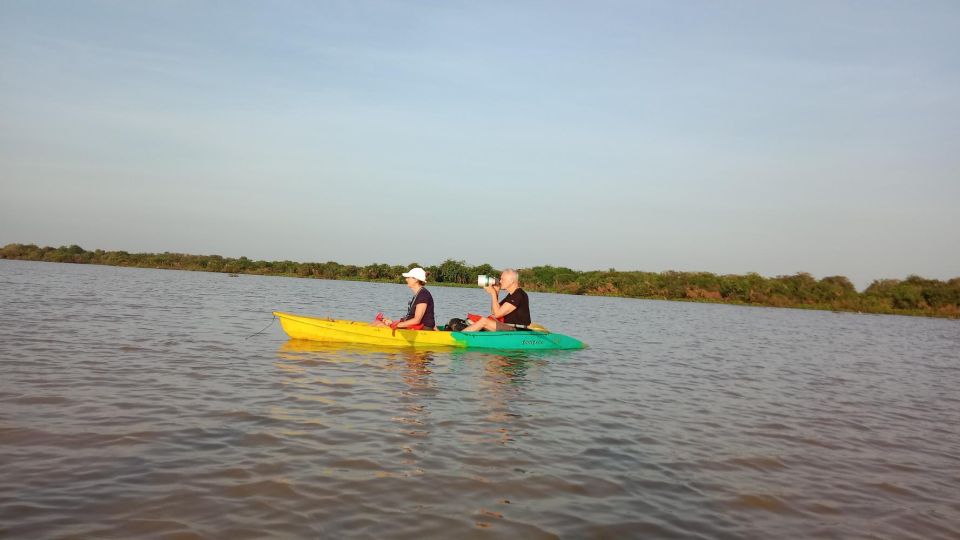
[{"left": 273, "top": 312, "right": 460, "bottom": 348}]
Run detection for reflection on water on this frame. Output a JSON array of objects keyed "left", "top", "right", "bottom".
[
  {"left": 277, "top": 339, "right": 534, "bottom": 448},
  {"left": 2, "top": 260, "right": 959, "bottom": 539},
  {"left": 481, "top": 353, "right": 545, "bottom": 384}
]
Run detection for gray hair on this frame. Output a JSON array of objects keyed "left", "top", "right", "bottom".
[{"left": 502, "top": 268, "right": 519, "bottom": 282}]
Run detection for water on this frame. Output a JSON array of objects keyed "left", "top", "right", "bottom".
[{"left": 1, "top": 259, "right": 958, "bottom": 539}]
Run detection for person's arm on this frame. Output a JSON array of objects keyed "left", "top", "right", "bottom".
[
  {"left": 396, "top": 303, "right": 427, "bottom": 328},
  {"left": 486, "top": 287, "right": 517, "bottom": 319},
  {"left": 491, "top": 302, "right": 517, "bottom": 319},
  {"left": 485, "top": 286, "right": 500, "bottom": 314}
]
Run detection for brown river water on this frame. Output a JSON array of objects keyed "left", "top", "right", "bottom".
[{"left": 1, "top": 259, "right": 958, "bottom": 539}]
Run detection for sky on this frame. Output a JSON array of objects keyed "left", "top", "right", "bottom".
[{"left": 1, "top": 1, "right": 958, "bottom": 289}]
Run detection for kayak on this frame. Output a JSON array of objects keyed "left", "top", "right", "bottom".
[{"left": 273, "top": 311, "right": 586, "bottom": 350}]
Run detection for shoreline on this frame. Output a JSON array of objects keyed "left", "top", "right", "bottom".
[{"left": 3, "top": 244, "right": 957, "bottom": 320}]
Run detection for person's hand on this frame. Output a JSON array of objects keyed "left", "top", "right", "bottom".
[
  {"left": 383, "top": 318, "right": 393, "bottom": 325},
  {"left": 484, "top": 285, "right": 498, "bottom": 295}
]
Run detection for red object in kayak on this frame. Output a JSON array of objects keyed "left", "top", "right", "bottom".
[
  {"left": 390, "top": 320, "right": 424, "bottom": 336},
  {"left": 467, "top": 313, "right": 505, "bottom": 323}
]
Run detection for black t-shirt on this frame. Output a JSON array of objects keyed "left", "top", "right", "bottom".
[
  {"left": 405, "top": 288, "right": 435, "bottom": 329},
  {"left": 500, "top": 288, "right": 531, "bottom": 326}
]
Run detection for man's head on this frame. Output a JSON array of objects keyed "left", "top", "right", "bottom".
[{"left": 500, "top": 269, "right": 519, "bottom": 290}]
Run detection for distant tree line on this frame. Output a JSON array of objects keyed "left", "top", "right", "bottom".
[{"left": 3, "top": 243, "right": 958, "bottom": 318}]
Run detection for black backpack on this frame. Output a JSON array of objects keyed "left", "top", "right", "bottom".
[{"left": 446, "top": 318, "right": 469, "bottom": 332}]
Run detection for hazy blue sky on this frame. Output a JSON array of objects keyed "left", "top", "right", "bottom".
[{"left": 2, "top": 1, "right": 958, "bottom": 288}]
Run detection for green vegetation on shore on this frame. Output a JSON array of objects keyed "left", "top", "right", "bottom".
[{"left": 3, "top": 243, "right": 958, "bottom": 319}]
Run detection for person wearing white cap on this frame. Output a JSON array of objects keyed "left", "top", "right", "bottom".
[{"left": 372, "top": 267, "right": 436, "bottom": 331}]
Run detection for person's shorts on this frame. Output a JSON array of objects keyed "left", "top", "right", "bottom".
[{"left": 494, "top": 321, "right": 530, "bottom": 331}]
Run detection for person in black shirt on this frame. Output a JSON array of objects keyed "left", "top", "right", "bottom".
[
  {"left": 374, "top": 267, "right": 436, "bottom": 330},
  {"left": 462, "top": 269, "right": 531, "bottom": 332}
]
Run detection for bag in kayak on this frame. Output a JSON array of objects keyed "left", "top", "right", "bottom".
[{"left": 446, "top": 318, "right": 469, "bottom": 332}]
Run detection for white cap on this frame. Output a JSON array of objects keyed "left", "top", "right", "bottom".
[{"left": 402, "top": 267, "right": 427, "bottom": 282}]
